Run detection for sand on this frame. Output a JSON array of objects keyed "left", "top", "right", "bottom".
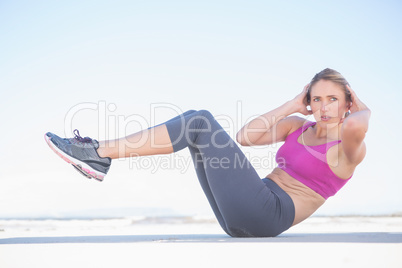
[{"left": 0, "top": 216, "right": 401, "bottom": 268}]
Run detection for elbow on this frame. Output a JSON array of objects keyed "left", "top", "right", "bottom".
[
  {"left": 236, "top": 131, "right": 248, "bottom": 146},
  {"left": 343, "top": 109, "right": 371, "bottom": 131},
  {"left": 342, "top": 117, "right": 367, "bottom": 141},
  {"left": 236, "top": 132, "right": 243, "bottom": 145},
  {"left": 343, "top": 116, "right": 368, "bottom": 133},
  {"left": 343, "top": 117, "right": 358, "bottom": 130}
]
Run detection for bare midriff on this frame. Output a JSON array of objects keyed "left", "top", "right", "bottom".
[{"left": 266, "top": 167, "right": 326, "bottom": 226}]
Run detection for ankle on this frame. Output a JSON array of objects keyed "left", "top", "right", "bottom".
[{"left": 96, "top": 141, "right": 109, "bottom": 158}]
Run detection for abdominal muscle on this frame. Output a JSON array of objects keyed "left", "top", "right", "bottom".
[{"left": 266, "top": 167, "right": 326, "bottom": 226}]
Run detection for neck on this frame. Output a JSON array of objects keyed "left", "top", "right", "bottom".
[{"left": 313, "top": 121, "right": 342, "bottom": 141}]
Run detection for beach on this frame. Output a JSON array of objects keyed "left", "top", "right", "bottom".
[{"left": 0, "top": 216, "right": 401, "bottom": 268}]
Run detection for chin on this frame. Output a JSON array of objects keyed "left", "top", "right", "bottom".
[{"left": 316, "top": 118, "right": 342, "bottom": 125}]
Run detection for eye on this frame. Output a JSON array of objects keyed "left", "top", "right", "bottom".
[
  {"left": 313, "top": 98, "right": 320, "bottom": 102},
  {"left": 330, "top": 97, "right": 337, "bottom": 101}
]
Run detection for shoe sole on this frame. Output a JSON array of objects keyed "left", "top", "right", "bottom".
[{"left": 44, "top": 134, "right": 105, "bottom": 182}]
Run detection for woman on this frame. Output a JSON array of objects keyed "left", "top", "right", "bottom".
[{"left": 45, "top": 68, "right": 370, "bottom": 237}]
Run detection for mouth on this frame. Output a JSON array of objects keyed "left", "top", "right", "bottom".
[{"left": 321, "top": 115, "right": 331, "bottom": 121}]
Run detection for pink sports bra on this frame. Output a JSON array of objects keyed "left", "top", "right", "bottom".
[{"left": 276, "top": 121, "right": 352, "bottom": 199}]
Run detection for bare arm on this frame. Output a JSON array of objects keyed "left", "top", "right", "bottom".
[
  {"left": 341, "top": 85, "right": 371, "bottom": 164},
  {"left": 236, "top": 84, "right": 312, "bottom": 146}
]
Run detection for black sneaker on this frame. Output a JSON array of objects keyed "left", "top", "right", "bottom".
[{"left": 44, "top": 130, "right": 111, "bottom": 181}]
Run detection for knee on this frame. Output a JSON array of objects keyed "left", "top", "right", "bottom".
[
  {"left": 197, "top": 109, "right": 214, "bottom": 120},
  {"left": 187, "top": 110, "right": 215, "bottom": 132}
]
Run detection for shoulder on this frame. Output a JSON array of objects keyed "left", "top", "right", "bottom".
[{"left": 278, "top": 116, "right": 310, "bottom": 138}]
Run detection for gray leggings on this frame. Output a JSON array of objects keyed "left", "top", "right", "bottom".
[{"left": 161, "top": 109, "right": 295, "bottom": 237}]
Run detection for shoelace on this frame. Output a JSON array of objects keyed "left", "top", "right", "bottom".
[{"left": 73, "top": 129, "right": 92, "bottom": 143}]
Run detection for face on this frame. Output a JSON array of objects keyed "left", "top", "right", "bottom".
[{"left": 309, "top": 80, "right": 350, "bottom": 124}]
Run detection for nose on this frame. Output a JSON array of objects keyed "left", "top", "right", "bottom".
[{"left": 321, "top": 102, "right": 329, "bottom": 112}]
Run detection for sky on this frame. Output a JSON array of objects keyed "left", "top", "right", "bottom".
[{"left": 0, "top": 0, "right": 401, "bottom": 219}]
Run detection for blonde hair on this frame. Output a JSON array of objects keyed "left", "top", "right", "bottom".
[{"left": 307, "top": 68, "right": 352, "bottom": 104}]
